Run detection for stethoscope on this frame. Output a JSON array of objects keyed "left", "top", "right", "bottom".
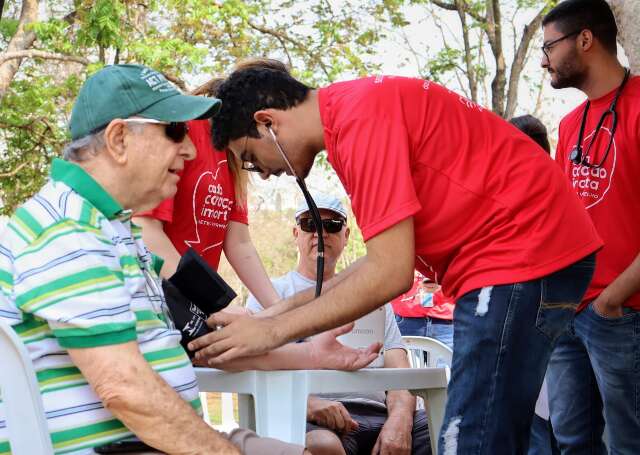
[
  {"left": 570, "top": 68, "right": 630, "bottom": 168},
  {"left": 267, "top": 126, "right": 325, "bottom": 298}
]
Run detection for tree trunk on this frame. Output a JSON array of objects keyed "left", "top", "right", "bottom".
[
  {"left": 504, "top": 6, "right": 547, "bottom": 119},
  {"left": 486, "top": 0, "right": 507, "bottom": 117},
  {"left": 607, "top": 0, "right": 640, "bottom": 74},
  {"left": 0, "top": 0, "right": 39, "bottom": 100},
  {"left": 455, "top": 0, "right": 478, "bottom": 103}
]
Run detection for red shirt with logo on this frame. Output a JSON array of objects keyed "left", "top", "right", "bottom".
[
  {"left": 318, "top": 76, "right": 602, "bottom": 301},
  {"left": 391, "top": 272, "right": 455, "bottom": 320},
  {"left": 145, "top": 119, "right": 248, "bottom": 270},
  {"left": 556, "top": 75, "right": 640, "bottom": 311}
]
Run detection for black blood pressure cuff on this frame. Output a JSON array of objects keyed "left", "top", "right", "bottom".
[{"left": 162, "top": 248, "right": 237, "bottom": 355}]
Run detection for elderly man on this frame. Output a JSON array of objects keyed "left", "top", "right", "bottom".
[
  {"left": 246, "top": 194, "right": 429, "bottom": 455},
  {"left": 0, "top": 65, "right": 377, "bottom": 455}
]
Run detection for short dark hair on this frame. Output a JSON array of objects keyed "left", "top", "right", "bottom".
[
  {"left": 543, "top": 0, "right": 618, "bottom": 54},
  {"left": 211, "top": 67, "right": 311, "bottom": 150},
  {"left": 510, "top": 115, "right": 551, "bottom": 154}
]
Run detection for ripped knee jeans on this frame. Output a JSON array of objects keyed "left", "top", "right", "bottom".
[{"left": 438, "top": 254, "right": 595, "bottom": 455}]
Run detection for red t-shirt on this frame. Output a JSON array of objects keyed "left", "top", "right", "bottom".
[
  {"left": 144, "top": 119, "right": 248, "bottom": 270},
  {"left": 391, "top": 273, "right": 455, "bottom": 320},
  {"left": 318, "top": 76, "right": 602, "bottom": 301},
  {"left": 556, "top": 75, "right": 640, "bottom": 311}
]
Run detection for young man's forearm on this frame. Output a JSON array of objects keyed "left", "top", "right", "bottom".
[
  {"left": 599, "top": 251, "right": 640, "bottom": 306},
  {"left": 210, "top": 342, "right": 316, "bottom": 371},
  {"left": 69, "top": 342, "right": 240, "bottom": 455},
  {"left": 256, "top": 257, "right": 366, "bottom": 319}
]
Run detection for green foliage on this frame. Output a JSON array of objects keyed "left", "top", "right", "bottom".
[
  {"left": 1, "top": 0, "right": 395, "bottom": 214},
  {"left": 426, "top": 47, "right": 463, "bottom": 82},
  {"left": 0, "top": 19, "right": 19, "bottom": 40}
]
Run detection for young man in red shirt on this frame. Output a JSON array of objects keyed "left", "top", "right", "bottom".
[
  {"left": 189, "top": 67, "right": 601, "bottom": 452},
  {"left": 542, "top": 1, "right": 640, "bottom": 452}
]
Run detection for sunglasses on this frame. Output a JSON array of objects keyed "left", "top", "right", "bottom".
[
  {"left": 122, "top": 118, "right": 189, "bottom": 143},
  {"left": 298, "top": 217, "right": 345, "bottom": 234}
]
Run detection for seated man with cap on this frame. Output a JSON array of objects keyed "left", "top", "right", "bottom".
[
  {"left": 247, "top": 193, "right": 429, "bottom": 455},
  {"left": 0, "top": 65, "right": 377, "bottom": 455}
]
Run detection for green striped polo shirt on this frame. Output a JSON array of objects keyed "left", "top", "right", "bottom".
[{"left": 0, "top": 159, "right": 201, "bottom": 454}]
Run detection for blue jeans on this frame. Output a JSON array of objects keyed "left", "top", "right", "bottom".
[
  {"left": 395, "top": 315, "right": 454, "bottom": 350},
  {"left": 547, "top": 302, "right": 640, "bottom": 454},
  {"left": 529, "top": 415, "right": 560, "bottom": 455},
  {"left": 438, "top": 254, "right": 595, "bottom": 455}
]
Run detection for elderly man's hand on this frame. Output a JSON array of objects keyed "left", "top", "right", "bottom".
[
  {"left": 307, "top": 396, "right": 359, "bottom": 433},
  {"left": 372, "top": 414, "right": 413, "bottom": 455},
  {"left": 189, "top": 311, "right": 283, "bottom": 364},
  {"left": 308, "top": 323, "right": 382, "bottom": 370}
]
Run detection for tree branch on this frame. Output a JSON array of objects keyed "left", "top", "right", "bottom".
[
  {"left": 0, "top": 162, "right": 28, "bottom": 179},
  {"left": 486, "top": 0, "right": 506, "bottom": 116},
  {"left": 454, "top": 0, "right": 478, "bottom": 102},
  {"left": 432, "top": 0, "right": 486, "bottom": 23},
  {"left": 162, "top": 72, "right": 187, "bottom": 91},
  {"left": 0, "top": 0, "right": 38, "bottom": 100},
  {"left": 0, "top": 50, "right": 90, "bottom": 66},
  {"left": 246, "top": 19, "right": 331, "bottom": 80}
]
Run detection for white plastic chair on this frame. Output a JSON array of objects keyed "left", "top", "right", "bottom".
[
  {"left": 402, "top": 335, "right": 453, "bottom": 371},
  {"left": 0, "top": 319, "right": 54, "bottom": 455},
  {"left": 195, "top": 367, "right": 448, "bottom": 449},
  {"left": 402, "top": 336, "right": 453, "bottom": 454}
]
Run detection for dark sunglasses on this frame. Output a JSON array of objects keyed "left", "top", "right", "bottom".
[
  {"left": 163, "top": 122, "right": 189, "bottom": 143},
  {"left": 298, "top": 217, "right": 345, "bottom": 234},
  {"left": 122, "top": 118, "right": 189, "bottom": 143}
]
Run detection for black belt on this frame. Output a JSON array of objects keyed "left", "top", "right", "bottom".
[
  {"left": 400, "top": 315, "right": 454, "bottom": 325},
  {"left": 429, "top": 317, "right": 453, "bottom": 325}
]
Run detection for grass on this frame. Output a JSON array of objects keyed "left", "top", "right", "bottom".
[{"left": 204, "top": 392, "right": 239, "bottom": 425}]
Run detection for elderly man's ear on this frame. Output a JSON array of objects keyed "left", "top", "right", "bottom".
[{"left": 104, "top": 120, "right": 129, "bottom": 165}]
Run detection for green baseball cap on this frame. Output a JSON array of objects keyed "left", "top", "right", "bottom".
[{"left": 70, "top": 64, "right": 221, "bottom": 140}]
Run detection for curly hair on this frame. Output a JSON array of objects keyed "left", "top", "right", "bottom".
[{"left": 211, "top": 67, "right": 312, "bottom": 151}]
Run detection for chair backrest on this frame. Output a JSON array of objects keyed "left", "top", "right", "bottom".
[
  {"left": 402, "top": 336, "right": 453, "bottom": 371},
  {"left": 0, "top": 319, "right": 54, "bottom": 454}
]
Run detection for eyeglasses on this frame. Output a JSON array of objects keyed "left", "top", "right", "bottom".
[
  {"left": 122, "top": 118, "right": 189, "bottom": 143},
  {"left": 541, "top": 30, "right": 581, "bottom": 61},
  {"left": 298, "top": 217, "right": 345, "bottom": 234},
  {"left": 234, "top": 135, "right": 265, "bottom": 173},
  {"left": 242, "top": 161, "right": 264, "bottom": 173}
]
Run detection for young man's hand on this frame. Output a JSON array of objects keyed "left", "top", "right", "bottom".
[
  {"left": 307, "top": 396, "right": 359, "bottom": 433},
  {"left": 592, "top": 292, "right": 624, "bottom": 318},
  {"left": 189, "top": 312, "right": 283, "bottom": 364}
]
